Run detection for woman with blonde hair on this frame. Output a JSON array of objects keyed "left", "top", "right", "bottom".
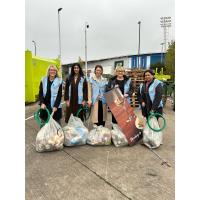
[
  {"left": 88, "top": 65, "right": 107, "bottom": 126},
  {"left": 106, "top": 66, "right": 134, "bottom": 124},
  {"left": 38, "top": 65, "right": 62, "bottom": 124}
]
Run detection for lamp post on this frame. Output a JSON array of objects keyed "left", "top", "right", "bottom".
[
  {"left": 32, "top": 40, "right": 36, "bottom": 56},
  {"left": 160, "top": 16, "right": 171, "bottom": 52},
  {"left": 85, "top": 22, "right": 89, "bottom": 78},
  {"left": 58, "top": 8, "right": 63, "bottom": 59},
  {"left": 160, "top": 42, "right": 164, "bottom": 64},
  {"left": 58, "top": 7, "right": 63, "bottom": 77},
  {"left": 138, "top": 21, "right": 141, "bottom": 69}
]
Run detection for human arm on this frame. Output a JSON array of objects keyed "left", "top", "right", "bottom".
[
  {"left": 105, "top": 78, "right": 114, "bottom": 92},
  {"left": 53, "top": 83, "right": 62, "bottom": 109},
  {"left": 64, "top": 78, "right": 70, "bottom": 107},
  {"left": 151, "top": 83, "right": 163, "bottom": 111},
  {"left": 125, "top": 79, "right": 134, "bottom": 97},
  {"left": 87, "top": 80, "right": 92, "bottom": 107},
  {"left": 39, "top": 81, "right": 46, "bottom": 109}
]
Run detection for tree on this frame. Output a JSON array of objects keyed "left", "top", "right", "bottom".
[{"left": 165, "top": 41, "right": 175, "bottom": 81}]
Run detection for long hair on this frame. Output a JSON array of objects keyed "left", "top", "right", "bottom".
[
  {"left": 143, "top": 69, "right": 155, "bottom": 78},
  {"left": 69, "top": 63, "right": 84, "bottom": 78},
  {"left": 46, "top": 64, "right": 59, "bottom": 78}
]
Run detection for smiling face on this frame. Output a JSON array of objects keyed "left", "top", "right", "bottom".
[
  {"left": 116, "top": 69, "right": 125, "bottom": 79},
  {"left": 73, "top": 65, "right": 80, "bottom": 75},
  {"left": 95, "top": 67, "right": 103, "bottom": 78},
  {"left": 144, "top": 72, "right": 154, "bottom": 82},
  {"left": 48, "top": 66, "right": 57, "bottom": 79}
]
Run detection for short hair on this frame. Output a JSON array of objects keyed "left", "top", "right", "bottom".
[
  {"left": 115, "top": 66, "right": 125, "bottom": 72},
  {"left": 94, "top": 65, "right": 103, "bottom": 73}
]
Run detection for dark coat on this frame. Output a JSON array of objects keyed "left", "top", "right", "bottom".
[
  {"left": 105, "top": 75, "right": 134, "bottom": 123},
  {"left": 64, "top": 75, "right": 88, "bottom": 123},
  {"left": 139, "top": 78, "right": 163, "bottom": 117},
  {"left": 38, "top": 77, "right": 62, "bottom": 122},
  {"left": 105, "top": 75, "right": 134, "bottom": 97}
]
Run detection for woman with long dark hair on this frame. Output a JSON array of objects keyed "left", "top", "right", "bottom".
[
  {"left": 64, "top": 63, "right": 88, "bottom": 123},
  {"left": 139, "top": 69, "right": 163, "bottom": 119}
]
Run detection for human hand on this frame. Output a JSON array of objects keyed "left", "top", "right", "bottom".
[
  {"left": 142, "top": 102, "right": 145, "bottom": 107},
  {"left": 87, "top": 102, "right": 92, "bottom": 107},
  {"left": 82, "top": 101, "right": 86, "bottom": 106},
  {"left": 66, "top": 100, "right": 70, "bottom": 107},
  {"left": 41, "top": 103, "right": 46, "bottom": 110},
  {"left": 115, "top": 84, "right": 119, "bottom": 88},
  {"left": 52, "top": 107, "right": 57, "bottom": 113}
]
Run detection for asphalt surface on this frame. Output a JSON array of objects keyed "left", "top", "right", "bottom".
[{"left": 25, "top": 100, "right": 175, "bottom": 200}]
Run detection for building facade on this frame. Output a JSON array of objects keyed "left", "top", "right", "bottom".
[{"left": 62, "top": 52, "right": 165, "bottom": 79}]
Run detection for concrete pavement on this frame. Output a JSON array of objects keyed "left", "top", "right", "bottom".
[{"left": 25, "top": 100, "right": 175, "bottom": 200}]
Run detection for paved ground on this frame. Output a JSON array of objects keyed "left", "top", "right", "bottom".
[{"left": 25, "top": 99, "right": 175, "bottom": 200}]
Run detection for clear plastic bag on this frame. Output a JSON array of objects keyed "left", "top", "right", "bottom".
[
  {"left": 35, "top": 116, "right": 64, "bottom": 152},
  {"left": 87, "top": 125, "right": 111, "bottom": 145},
  {"left": 143, "top": 117, "right": 163, "bottom": 149},
  {"left": 111, "top": 124, "right": 128, "bottom": 147},
  {"left": 63, "top": 114, "right": 89, "bottom": 146}
]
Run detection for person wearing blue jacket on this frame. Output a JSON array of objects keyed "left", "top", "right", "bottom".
[
  {"left": 64, "top": 63, "right": 88, "bottom": 123},
  {"left": 139, "top": 69, "right": 163, "bottom": 119},
  {"left": 39, "top": 65, "right": 62, "bottom": 125},
  {"left": 106, "top": 66, "right": 134, "bottom": 124},
  {"left": 88, "top": 65, "right": 108, "bottom": 126}
]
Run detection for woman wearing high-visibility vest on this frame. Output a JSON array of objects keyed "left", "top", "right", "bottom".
[
  {"left": 87, "top": 65, "right": 108, "bottom": 126},
  {"left": 38, "top": 65, "right": 62, "bottom": 125},
  {"left": 139, "top": 69, "right": 163, "bottom": 119},
  {"left": 106, "top": 66, "right": 134, "bottom": 124},
  {"left": 64, "top": 63, "right": 88, "bottom": 123}
]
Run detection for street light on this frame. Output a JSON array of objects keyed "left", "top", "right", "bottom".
[
  {"left": 32, "top": 40, "right": 36, "bottom": 56},
  {"left": 160, "top": 16, "right": 171, "bottom": 52},
  {"left": 160, "top": 42, "right": 164, "bottom": 64},
  {"left": 85, "top": 22, "right": 89, "bottom": 78},
  {"left": 58, "top": 7, "right": 63, "bottom": 77},
  {"left": 58, "top": 8, "right": 63, "bottom": 59},
  {"left": 138, "top": 21, "right": 141, "bottom": 69}
]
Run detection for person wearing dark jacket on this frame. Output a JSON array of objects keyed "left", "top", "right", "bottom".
[
  {"left": 106, "top": 66, "right": 134, "bottom": 124},
  {"left": 39, "top": 65, "right": 62, "bottom": 125},
  {"left": 64, "top": 63, "right": 88, "bottom": 123},
  {"left": 139, "top": 69, "right": 163, "bottom": 119}
]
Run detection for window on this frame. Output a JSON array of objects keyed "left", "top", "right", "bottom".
[{"left": 114, "top": 60, "right": 124, "bottom": 69}]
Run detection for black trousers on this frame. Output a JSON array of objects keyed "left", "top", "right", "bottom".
[
  {"left": 141, "top": 106, "right": 163, "bottom": 120},
  {"left": 94, "top": 100, "right": 105, "bottom": 126},
  {"left": 39, "top": 104, "right": 62, "bottom": 124}
]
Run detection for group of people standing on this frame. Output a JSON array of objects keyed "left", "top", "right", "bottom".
[{"left": 38, "top": 64, "right": 164, "bottom": 128}]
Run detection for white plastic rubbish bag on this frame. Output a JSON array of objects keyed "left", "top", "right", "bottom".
[
  {"left": 63, "top": 114, "right": 88, "bottom": 146},
  {"left": 35, "top": 117, "right": 64, "bottom": 152},
  {"left": 143, "top": 117, "right": 163, "bottom": 149},
  {"left": 87, "top": 125, "right": 111, "bottom": 145},
  {"left": 111, "top": 124, "right": 128, "bottom": 147}
]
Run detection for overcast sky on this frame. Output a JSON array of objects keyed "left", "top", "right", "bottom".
[{"left": 25, "top": 0, "right": 174, "bottom": 64}]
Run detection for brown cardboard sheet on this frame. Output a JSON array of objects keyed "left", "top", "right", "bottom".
[{"left": 104, "top": 88, "right": 142, "bottom": 145}]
